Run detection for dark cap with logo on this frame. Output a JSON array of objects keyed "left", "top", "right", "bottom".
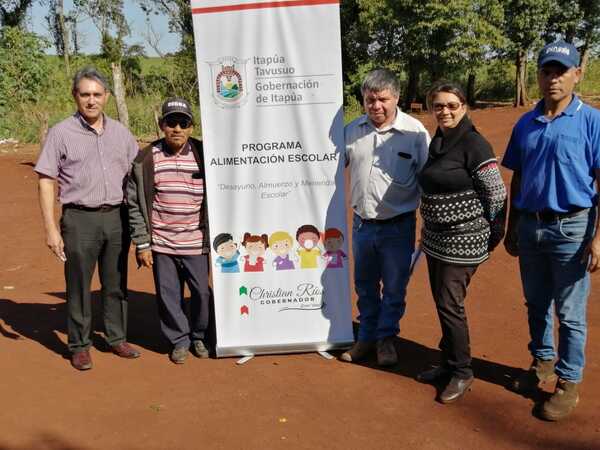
[
  {"left": 538, "top": 40, "right": 580, "bottom": 68},
  {"left": 161, "top": 97, "right": 194, "bottom": 120}
]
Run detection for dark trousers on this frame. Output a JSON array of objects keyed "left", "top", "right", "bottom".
[
  {"left": 152, "top": 252, "right": 211, "bottom": 349},
  {"left": 426, "top": 255, "right": 478, "bottom": 379},
  {"left": 61, "top": 207, "right": 129, "bottom": 352}
]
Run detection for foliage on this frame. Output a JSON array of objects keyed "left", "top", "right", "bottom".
[
  {"left": 503, "top": 0, "right": 553, "bottom": 53},
  {"left": 138, "top": 0, "right": 193, "bottom": 51},
  {"left": 0, "top": 27, "right": 50, "bottom": 109},
  {"left": 0, "top": 0, "right": 34, "bottom": 27}
]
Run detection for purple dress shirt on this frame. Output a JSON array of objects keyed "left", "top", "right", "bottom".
[{"left": 35, "top": 113, "right": 139, "bottom": 207}]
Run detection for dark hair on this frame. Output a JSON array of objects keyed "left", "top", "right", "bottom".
[
  {"left": 72, "top": 67, "right": 111, "bottom": 93},
  {"left": 213, "top": 233, "right": 234, "bottom": 251},
  {"left": 426, "top": 82, "right": 467, "bottom": 111},
  {"left": 361, "top": 68, "right": 401, "bottom": 98},
  {"left": 296, "top": 224, "right": 320, "bottom": 240},
  {"left": 242, "top": 233, "right": 269, "bottom": 248}
]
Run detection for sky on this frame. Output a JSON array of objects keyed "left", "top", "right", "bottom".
[{"left": 28, "top": 0, "right": 181, "bottom": 56}]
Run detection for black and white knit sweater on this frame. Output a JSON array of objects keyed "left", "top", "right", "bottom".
[{"left": 418, "top": 116, "right": 507, "bottom": 265}]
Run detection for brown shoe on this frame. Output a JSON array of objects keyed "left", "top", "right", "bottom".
[
  {"left": 111, "top": 342, "right": 141, "bottom": 359},
  {"left": 512, "top": 358, "right": 556, "bottom": 394},
  {"left": 71, "top": 349, "right": 92, "bottom": 371},
  {"left": 376, "top": 336, "right": 398, "bottom": 367},
  {"left": 339, "top": 341, "right": 375, "bottom": 363},
  {"left": 439, "top": 376, "right": 474, "bottom": 404},
  {"left": 540, "top": 378, "right": 579, "bottom": 421}
]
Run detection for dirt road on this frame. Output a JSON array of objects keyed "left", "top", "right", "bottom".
[{"left": 0, "top": 106, "right": 599, "bottom": 450}]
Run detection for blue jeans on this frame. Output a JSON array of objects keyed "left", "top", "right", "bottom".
[
  {"left": 352, "top": 213, "right": 415, "bottom": 341},
  {"left": 518, "top": 208, "right": 596, "bottom": 382}
]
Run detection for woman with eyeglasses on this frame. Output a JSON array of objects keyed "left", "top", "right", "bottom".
[{"left": 416, "top": 82, "right": 507, "bottom": 403}]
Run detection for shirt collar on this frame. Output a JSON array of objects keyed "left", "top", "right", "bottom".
[
  {"left": 534, "top": 94, "right": 583, "bottom": 121},
  {"left": 359, "top": 107, "right": 406, "bottom": 134},
  {"left": 74, "top": 111, "right": 107, "bottom": 134},
  {"left": 161, "top": 139, "right": 191, "bottom": 156}
]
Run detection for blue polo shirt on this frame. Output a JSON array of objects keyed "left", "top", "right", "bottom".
[{"left": 502, "top": 95, "right": 600, "bottom": 212}]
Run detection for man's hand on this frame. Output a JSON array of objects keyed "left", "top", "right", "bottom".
[
  {"left": 504, "top": 221, "right": 519, "bottom": 257},
  {"left": 46, "top": 227, "right": 66, "bottom": 261},
  {"left": 136, "top": 249, "right": 153, "bottom": 268},
  {"left": 583, "top": 236, "right": 600, "bottom": 273}
]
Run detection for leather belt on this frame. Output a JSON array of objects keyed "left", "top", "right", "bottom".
[
  {"left": 528, "top": 207, "right": 588, "bottom": 223},
  {"left": 63, "top": 203, "right": 122, "bottom": 212},
  {"left": 360, "top": 210, "right": 415, "bottom": 224}
]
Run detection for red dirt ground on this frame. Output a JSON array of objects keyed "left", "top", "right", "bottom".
[{"left": 0, "top": 106, "right": 599, "bottom": 450}]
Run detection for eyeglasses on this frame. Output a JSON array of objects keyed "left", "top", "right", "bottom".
[
  {"left": 432, "top": 102, "right": 462, "bottom": 112},
  {"left": 164, "top": 116, "right": 193, "bottom": 129}
]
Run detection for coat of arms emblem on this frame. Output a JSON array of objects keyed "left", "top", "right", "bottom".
[{"left": 208, "top": 57, "right": 249, "bottom": 108}]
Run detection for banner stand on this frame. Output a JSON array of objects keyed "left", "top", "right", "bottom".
[{"left": 191, "top": 0, "right": 355, "bottom": 358}]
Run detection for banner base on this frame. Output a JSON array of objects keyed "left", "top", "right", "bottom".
[
  {"left": 217, "top": 341, "right": 353, "bottom": 358},
  {"left": 236, "top": 355, "right": 255, "bottom": 365}
]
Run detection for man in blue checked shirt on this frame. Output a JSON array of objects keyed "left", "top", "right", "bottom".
[{"left": 502, "top": 40, "right": 600, "bottom": 421}]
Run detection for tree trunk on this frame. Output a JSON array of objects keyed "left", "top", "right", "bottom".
[
  {"left": 56, "top": 0, "right": 70, "bottom": 76},
  {"left": 467, "top": 72, "right": 476, "bottom": 107},
  {"left": 580, "top": 44, "right": 590, "bottom": 80},
  {"left": 111, "top": 61, "right": 130, "bottom": 128},
  {"left": 153, "top": 106, "right": 161, "bottom": 139},
  {"left": 35, "top": 110, "right": 49, "bottom": 146},
  {"left": 403, "top": 60, "right": 420, "bottom": 111},
  {"left": 514, "top": 49, "right": 529, "bottom": 107}
]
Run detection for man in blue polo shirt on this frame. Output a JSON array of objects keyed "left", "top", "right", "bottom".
[{"left": 502, "top": 40, "right": 600, "bottom": 421}]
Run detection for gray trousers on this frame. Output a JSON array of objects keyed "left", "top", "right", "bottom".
[
  {"left": 61, "top": 207, "right": 129, "bottom": 352},
  {"left": 152, "top": 252, "right": 210, "bottom": 349}
]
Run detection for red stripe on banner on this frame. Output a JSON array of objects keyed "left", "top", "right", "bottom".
[{"left": 192, "top": 0, "right": 339, "bottom": 14}]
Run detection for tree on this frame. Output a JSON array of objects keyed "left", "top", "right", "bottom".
[
  {"left": 504, "top": 0, "right": 553, "bottom": 106},
  {"left": 138, "top": 0, "right": 193, "bottom": 51},
  {"left": 0, "top": 0, "right": 34, "bottom": 28},
  {"left": 0, "top": 27, "right": 49, "bottom": 109},
  {"left": 45, "top": 0, "right": 71, "bottom": 75},
  {"left": 138, "top": 0, "right": 198, "bottom": 100},
  {"left": 356, "top": 0, "right": 506, "bottom": 108},
  {"left": 74, "top": 0, "right": 131, "bottom": 127},
  {"left": 576, "top": 1, "right": 600, "bottom": 77}
]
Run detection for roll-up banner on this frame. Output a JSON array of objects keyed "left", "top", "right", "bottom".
[{"left": 191, "top": 0, "right": 354, "bottom": 357}]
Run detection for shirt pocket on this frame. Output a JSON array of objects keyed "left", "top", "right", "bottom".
[
  {"left": 375, "top": 147, "right": 416, "bottom": 186},
  {"left": 555, "top": 133, "right": 584, "bottom": 164}
]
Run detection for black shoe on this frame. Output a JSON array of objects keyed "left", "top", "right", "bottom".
[
  {"left": 417, "top": 366, "right": 450, "bottom": 383},
  {"left": 439, "top": 376, "right": 474, "bottom": 404}
]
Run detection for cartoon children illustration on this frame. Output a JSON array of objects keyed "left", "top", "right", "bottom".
[
  {"left": 213, "top": 233, "right": 241, "bottom": 273},
  {"left": 269, "top": 231, "right": 295, "bottom": 270},
  {"left": 296, "top": 224, "right": 321, "bottom": 269},
  {"left": 323, "top": 228, "right": 347, "bottom": 269},
  {"left": 241, "top": 233, "right": 268, "bottom": 272}
]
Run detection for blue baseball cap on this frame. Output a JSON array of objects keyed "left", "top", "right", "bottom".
[{"left": 538, "top": 40, "right": 580, "bottom": 68}]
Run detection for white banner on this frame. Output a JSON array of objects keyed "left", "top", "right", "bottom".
[{"left": 191, "top": 0, "right": 353, "bottom": 357}]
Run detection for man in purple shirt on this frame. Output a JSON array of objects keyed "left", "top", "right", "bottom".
[{"left": 35, "top": 67, "right": 141, "bottom": 370}]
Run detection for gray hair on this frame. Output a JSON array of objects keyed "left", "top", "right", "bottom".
[
  {"left": 72, "top": 67, "right": 111, "bottom": 93},
  {"left": 361, "top": 68, "right": 401, "bottom": 98}
]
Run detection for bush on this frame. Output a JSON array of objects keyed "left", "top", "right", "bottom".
[{"left": 0, "top": 27, "right": 50, "bottom": 109}]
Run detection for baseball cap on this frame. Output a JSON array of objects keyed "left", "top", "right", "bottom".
[
  {"left": 538, "top": 40, "right": 580, "bottom": 68},
  {"left": 161, "top": 97, "right": 194, "bottom": 120}
]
